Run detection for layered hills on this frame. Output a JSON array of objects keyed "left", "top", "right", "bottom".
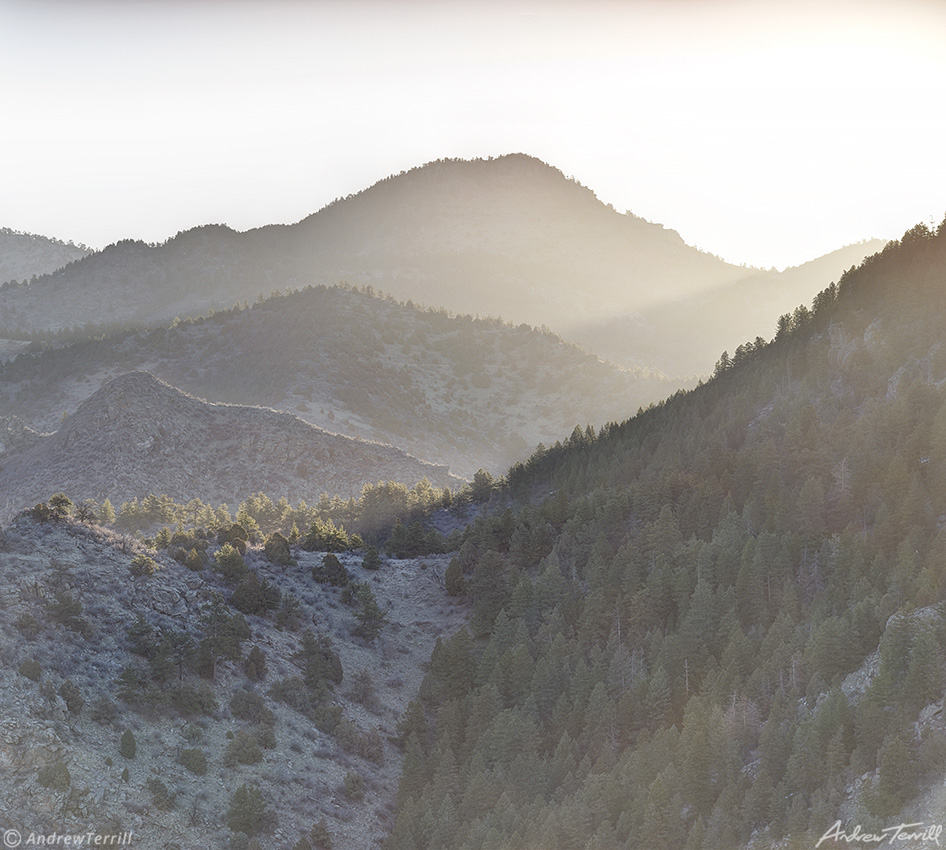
[
  {"left": 1, "top": 154, "right": 936, "bottom": 850},
  {"left": 571, "top": 238, "right": 887, "bottom": 374},
  {"left": 0, "top": 156, "right": 880, "bottom": 377},
  {"left": 0, "top": 371, "right": 457, "bottom": 522},
  {"left": 3, "top": 220, "right": 942, "bottom": 850},
  {"left": 0, "top": 285, "right": 674, "bottom": 479}
]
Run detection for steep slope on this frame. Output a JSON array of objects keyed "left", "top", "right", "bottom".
[
  {"left": 0, "top": 513, "right": 467, "bottom": 850},
  {"left": 0, "top": 371, "right": 457, "bottom": 521},
  {"left": 387, "top": 220, "right": 946, "bottom": 850},
  {"left": 0, "top": 285, "right": 676, "bottom": 478},
  {"left": 0, "top": 227, "right": 89, "bottom": 287}
]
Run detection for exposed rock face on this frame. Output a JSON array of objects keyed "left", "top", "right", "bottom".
[{"left": 0, "top": 371, "right": 458, "bottom": 519}]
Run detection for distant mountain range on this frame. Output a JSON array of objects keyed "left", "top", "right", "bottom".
[
  {"left": 0, "top": 371, "right": 458, "bottom": 521},
  {"left": 0, "top": 286, "right": 674, "bottom": 480},
  {"left": 0, "top": 156, "right": 883, "bottom": 377}
]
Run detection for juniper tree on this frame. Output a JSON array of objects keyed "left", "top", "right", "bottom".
[{"left": 227, "top": 783, "right": 272, "bottom": 836}]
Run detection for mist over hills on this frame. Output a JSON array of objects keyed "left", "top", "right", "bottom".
[
  {"left": 2, "top": 219, "right": 941, "bottom": 850},
  {"left": 573, "top": 238, "right": 888, "bottom": 374},
  {"left": 0, "top": 156, "right": 880, "bottom": 377},
  {"left": 0, "top": 371, "right": 457, "bottom": 522},
  {"left": 0, "top": 285, "right": 675, "bottom": 480},
  {"left": 0, "top": 227, "right": 90, "bottom": 286},
  {"left": 2, "top": 151, "right": 938, "bottom": 850}
]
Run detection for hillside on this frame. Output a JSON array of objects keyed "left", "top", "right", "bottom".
[
  {"left": 0, "top": 156, "right": 877, "bottom": 377},
  {"left": 0, "top": 227, "right": 89, "bottom": 288},
  {"left": 385, "top": 220, "right": 946, "bottom": 850},
  {"left": 570, "top": 238, "right": 888, "bottom": 375},
  {"left": 0, "top": 371, "right": 458, "bottom": 523},
  {"left": 0, "top": 512, "right": 467, "bottom": 850},
  {"left": 0, "top": 285, "right": 675, "bottom": 478}
]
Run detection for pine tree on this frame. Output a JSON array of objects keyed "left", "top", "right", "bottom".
[
  {"left": 353, "top": 583, "right": 386, "bottom": 642},
  {"left": 99, "top": 498, "right": 116, "bottom": 525}
]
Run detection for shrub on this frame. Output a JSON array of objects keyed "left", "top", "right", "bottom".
[
  {"left": 31, "top": 502, "right": 52, "bottom": 523},
  {"left": 231, "top": 572, "right": 281, "bottom": 616},
  {"left": 168, "top": 684, "right": 218, "bottom": 717},
  {"left": 120, "top": 729, "right": 136, "bottom": 759},
  {"left": 218, "top": 523, "right": 249, "bottom": 555},
  {"left": 264, "top": 531, "right": 293, "bottom": 566},
  {"left": 37, "top": 760, "right": 71, "bottom": 790},
  {"left": 342, "top": 771, "right": 364, "bottom": 801},
  {"left": 18, "top": 658, "right": 42, "bottom": 681},
  {"left": 215, "top": 544, "right": 248, "bottom": 583},
  {"left": 227, "top": 783, "right": 272, "bottom": 836},
  {"left": 180, "top": 747, "right": 207, "bottom": 775},
  {"left": 352, "top": 583, "right": 386, "bottom": 642},
  {"left": 230, "top": 690, "right": 276, "bottom": 726},
  {"left": 362, "top": 547, "right": 381, "bottom": 571},
  {"left": 244, "top": 646, "right": 267, "bottom": 682},
  {"left": 185, "top": 548, "right": 207, "bottom": 572},
  {"left": 90, "top": 694, "right": 119, "bottom": 724},
  {"left": 357, "top": 727, "right": 385, "bottom": 766},
  {"left": 59, "top": 680, "right": 84, "bottom": 715},
  {"left": 14, "top": 612, "right": 41, "bottom": 638},
  {"left": 275, "top": 594, "right": 303, "bottom": 632},
  {"left": 310, "top": 819, "right": 333, "bottom": 849},
  {"left": 312, "top": 554, "right": 349, "bottom": 586},
  {"left": 47, "top": 591, "right": 87, "bottom": 633},
  {"left": 348, "top": 668, "right": 379, "bottom": 712},
  {"left": 48, "top": 492, "right": 73, "bottom": 521},
  {"left": 146, "top": 776, "right": 176, "bottom": 810},
  {"left": 224, "top": 729, "right": 263, "bottom": 767},
  {"left": 129, "top": 553, "right": 159, "bottom": 577},
  {"left": 444, "top": 557, "right": 465, "bottom": 596}
]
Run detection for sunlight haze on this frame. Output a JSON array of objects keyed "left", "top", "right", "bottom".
[{"left": 2, "top": 0, "right": 945, "bottom": 269}]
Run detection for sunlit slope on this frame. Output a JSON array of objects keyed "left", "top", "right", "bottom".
[{"left": 389, "top": 221, "right": 946, "bottom": 850}]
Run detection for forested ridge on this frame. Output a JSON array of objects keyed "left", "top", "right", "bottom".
[
  {"left": 387, "top": 220, "right": 946, "bottom": 849},
  {"left": 0, "top": 283, "right": 670, "bottom": 477}
]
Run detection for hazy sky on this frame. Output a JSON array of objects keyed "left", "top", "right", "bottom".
[{"left": 2, "top": 0, "right": 945, "bottom": 269}]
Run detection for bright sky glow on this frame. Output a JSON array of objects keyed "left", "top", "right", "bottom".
[{"left": 2, "top": 0, "right": 945, "bottom": 269}]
